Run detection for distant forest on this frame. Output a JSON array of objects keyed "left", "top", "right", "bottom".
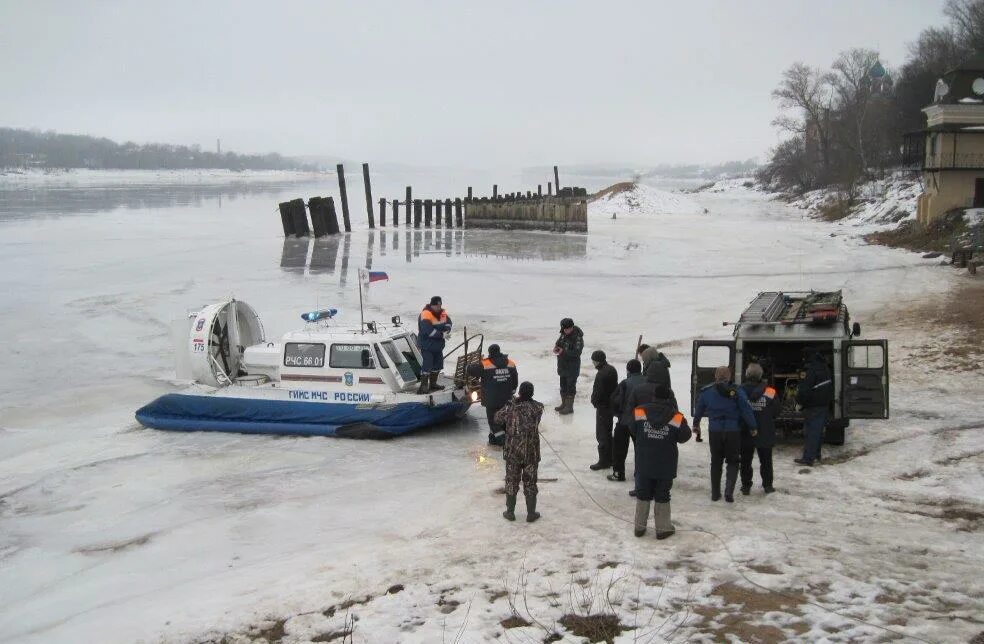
[
  {"left": 758, "top": 0, "right": 984, "bottom": 195},
  {"left": 0, "top": 127, "right": 315, "bottom": 171}
]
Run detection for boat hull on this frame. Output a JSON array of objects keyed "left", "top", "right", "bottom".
[{"left": 136, "top": 393, "right": 470, "bottom": 439}]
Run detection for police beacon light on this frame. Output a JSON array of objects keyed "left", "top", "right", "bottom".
[{"left": 301, "top": 308, "right": 338, "bottom": 322}]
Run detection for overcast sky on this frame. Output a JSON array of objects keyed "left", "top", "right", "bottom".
[{"left": 0, "top": 1, "right": 948, "bottom": 167}]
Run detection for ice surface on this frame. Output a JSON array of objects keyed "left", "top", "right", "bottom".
[{"left": 0, "top": 175, "right": 981, "bottom": 642}]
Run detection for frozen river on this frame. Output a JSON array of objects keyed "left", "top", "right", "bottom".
[{"left": 1, "top": 174, "right": 980, "bottom": 642}]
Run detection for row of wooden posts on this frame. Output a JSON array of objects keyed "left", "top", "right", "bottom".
[{"left": 279, "top": 163, "right": 572, "bottom": 237}]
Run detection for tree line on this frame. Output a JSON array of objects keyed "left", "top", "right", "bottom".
[
  {"left": 0, "top": 127, "right": 315, "bottom": 171},
  {"left": 758, "top": 0, "right": 984, "bottom": 195}
]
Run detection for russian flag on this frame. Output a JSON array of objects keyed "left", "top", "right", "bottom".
[{"left": 367, "top": 271, "right": 389, "bottom": 283}]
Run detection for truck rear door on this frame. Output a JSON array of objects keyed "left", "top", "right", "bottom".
[
  {"left": 691, "top": 340, "right": 735, "bottom": 415},
  {"left": 842, "top": 340, "right": 889, "bottom": 419}
]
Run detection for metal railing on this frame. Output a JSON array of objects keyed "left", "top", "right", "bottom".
[{"left": 924, "top": 152, "right": 984, "bottom": 170}]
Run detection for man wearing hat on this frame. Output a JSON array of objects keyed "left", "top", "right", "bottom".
[
  {"left": 417, "top": 296, "right": 452, "bottom": 394},
  {"left": 495, "top": 381, "right": 544, "bottom": 522},
  {"left": 589, "top": 350, "right": 619, "bottom": 471},
  {"left": 480, "top": 344, "right": 518, "bottom": 446},
  {"left": 553, "top": 318, "right": 584, "bottom": 415}
]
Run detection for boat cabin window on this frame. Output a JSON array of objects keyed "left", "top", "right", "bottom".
[
  {"left": 330, "top": 343, "right": 375, "bottom": 369},
  {"left": 283, "top": 342, "right": 326, "bottom": 368},
  {"left": 392, "top": 335, "right": 422, "bottom": 379},
  {"left": 381, "top": 338, "right": 420, "bottom": 382},
  {"left": 374, "top": 344, "right": 389, "bottom": 369}
]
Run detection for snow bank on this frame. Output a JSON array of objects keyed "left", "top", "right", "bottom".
[
  {"left": 589, "top": 182, "right": 703, "bottom": 217},
  {"left": 701, "top": 176, "right": 760, "bottom": 193},
  {"left": 0, "top": 168, "right": 327, "bottom": 186},
  {"left": 789, "top": 172, "right": 922, "bottom": 232}
]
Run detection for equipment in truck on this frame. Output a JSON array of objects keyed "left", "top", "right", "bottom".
[{"left": 690, "top": 291, "right": 889, "bottom": 445}]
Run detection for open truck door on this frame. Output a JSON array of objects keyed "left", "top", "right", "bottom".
[
  {"left": 842, "top": 339, "right": 889, "bottom": 419},
  {"left": 691, "top": 340, "right": 735, "bottom": 415}
]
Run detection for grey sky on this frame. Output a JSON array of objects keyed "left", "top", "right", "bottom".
[{"left": 0, "top": 0, "right": 947, "bottom": 167}]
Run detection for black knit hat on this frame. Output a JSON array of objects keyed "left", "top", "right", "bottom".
[
  {"left": 560, "top": 317, "right": 574, "bottom": 329},
  {"left": 488, "top": 344, "right": 501, "bottom": 357},
  {"left": 591, "top": 349, "right": 606, "bottom": 362},
  {"left": 518, "top": 381, "right": 534, "bottom": 400},
  {"left": 430, "top": 296, "right": 443, "bottom": 306},
  {"left": 626, "top": 359, "right": 641, "bottom": 374}
]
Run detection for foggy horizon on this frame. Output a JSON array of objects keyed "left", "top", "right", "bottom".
[{"left": 1, "top": 1, "right": 948, "bottom": 167}]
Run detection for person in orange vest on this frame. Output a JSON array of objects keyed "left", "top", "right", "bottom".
[
  {"left": 416, "top": 296, "right": 452, "bottom": 394},
  {"left": 740, "top": 363, "right": 779, "bottom": 494},
  {"left": 480, "top": 344, "right": 519, "bottom": 446}
]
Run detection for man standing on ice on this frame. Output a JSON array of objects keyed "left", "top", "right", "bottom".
[
  {"left": 495, "top": 381, "right": 544, "bottom": 522},
  {"left": 740, "top": 363, "right": 779, "bottom": 494},
  {"left": 589, "top": 350, "right": 618, "bottom": 471},
  {"left": 553, "top": 318, "right": 584, "bottom": 415},
  {"left": 479, "top": 344, "right": 518, "bottom": 446},
  {"left": 693, "top": 366, "right": 757, "bottom": 502},
  {"left": 608, "top": 358, "right": 645, "bottom": 482},
  {"left": 795, "top": 351, "right": 833, "bottom": 466},
  {"left": 417, "top": 296, "right": 452, "bottom": 394}
]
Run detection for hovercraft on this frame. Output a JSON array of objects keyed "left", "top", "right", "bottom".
[{"left": 135, "top": 299, "right": 481, "bottom": 438}]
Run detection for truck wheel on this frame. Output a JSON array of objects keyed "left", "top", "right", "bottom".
[{"left": 824, "top": 420, "right": 847, "bottom": 446}]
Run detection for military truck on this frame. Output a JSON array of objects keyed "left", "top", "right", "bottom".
[{"left": 690, "top": 291, "right": 889, "bottom": 445}]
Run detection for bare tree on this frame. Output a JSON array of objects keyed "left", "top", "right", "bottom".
[
  {"left": 771, "top": 63, "right": 835, "bottom": 180},
  {"left": 944, "top": 0, "right": 984, "bottom": 54},
  {"left": 831, "top": 48, "right": 881, "bottom": 174}
]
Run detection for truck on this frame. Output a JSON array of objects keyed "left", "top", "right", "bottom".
[{"left": 690, "top": 291, "right": 889, "bottom": 445}]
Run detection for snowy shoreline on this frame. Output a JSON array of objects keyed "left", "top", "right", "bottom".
[{"left": 0, "top": 167, "right": 329, "bottom": 187}]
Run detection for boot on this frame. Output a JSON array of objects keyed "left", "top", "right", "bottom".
[
  {"left": 724, "top": 464, "right": 738, "bottom": 503},
  {"left": 503, "top": 494, "right": 516, "bottom": 521},
  {"left": 416, "top": 377, "right": 431, "bottom": 395},
  {"left": 607, "top": 471, "right": 625, "bottom": 482},
  {"left": 558, "top": 395, "right": 574, "bottom": 415},
  {"left": 654, "top": 502, "right": 675, "bottom": 540},
  {"left": 525, "top": 494, "right": 540, "bottom": 522},
  {"left": 711, "top": 468, "right": 722, "bottom": 501},
  {"left": 429, "top": 372, "right": 445, "bottom": 391},
  {"left": 554, "top": 392, "right": 565, "bottom": 412},
  {"left": 741, "top": 485, "right": 751, "bottom": 496},
  {"left": 634, "top": 500, "right": 650, "bottom": 537}
]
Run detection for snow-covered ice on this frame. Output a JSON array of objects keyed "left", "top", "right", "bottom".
[{"left": 0, "top": 175, "right": 981, "bottom": 643}]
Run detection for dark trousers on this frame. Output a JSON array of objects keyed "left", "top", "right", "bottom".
[
  {"left": 505, "top": 460, "right": 538, "bottom": 496},
  {"left": 802, "top": 407, "right": 828, "bottom": 462},
  {"left": 559, "top": 375, "right": 577, "bottom": 396},
  {"left": 420, "top": 348, "right": 444, "bottom": 373},
  {"left": 612, "top": 423, "right": 635, "bottom": 474},
  {"left": 486, "top": 405, "right": 505, "bottom": 444},
  {"left": 740, "top": 433, "right": 774, "bottom": 489},
  {"left": 709, "top": 431, "right": 741, "bottom": 495},
  {"left": 595, "top": 407, "right": 614, "bottom": 465},
  {"left": 634, "top": 477, "right": 672, "bottom": 502}
]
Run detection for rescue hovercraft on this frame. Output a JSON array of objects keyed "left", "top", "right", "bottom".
[{"left": 135, "top": 299, "right": 481, "bottom": 438}]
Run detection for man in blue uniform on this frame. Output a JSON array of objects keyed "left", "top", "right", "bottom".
[
  {"left": 632, "top": 384, "right": 692, "bottom": 538},
  {"left": 417, "top": 296, "right": 452, "bottom": 394},
  {"left": 795, "top": 351, "right": 833, "bottom": 466},
  {"left": 740, "top": 363, "right": 779, "bottom": 494},
  {"left": 480, "top": 344, "right": 518, "bottom": 446},
  {"left": 553, "top": 318, "right": 584, "bottom": 415},
  {"left": 608, "top": 359, "right": 645, "bottom": 482},
  {"left": 693, "top": 366, "right": 757, "bottom": 503}
]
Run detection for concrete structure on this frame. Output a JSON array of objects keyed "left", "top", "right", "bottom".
[{"left": 906, "top": 55, "right": 984, "bottom": 225}]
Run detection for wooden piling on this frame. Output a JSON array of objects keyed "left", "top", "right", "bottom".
[
  {"left": 454, "top": 198, "right": 463, "bottom": 227},
  {"left": 413, "top": 199, "right": 422, "bottom": 228},
  {"left": 326, "top": 196, "right": 341, "bottom": 235},
  {"left": 405, "top": 187, "right": 412, "bottom": 228},
  {"left": 434, "top": 199, "right": 442, "bottom": 228},
  {"left": 287, "top": 198, "right": 309, "bottom": 236},
  {"left": 493, "top": 184, "right": 498, "bottom": 199},
  {"left": 379, "top": 198, "right": 387, "bottom": 227},
  {"left": 553, "top": 165, "right": 560, "bottom": 192},
  {"left": 548, "top": 181, "right": 552, "bottom": 196},
  {"left": 444, "top": 198, "right": 452, "bottom": 227},
  {"left": 424, "top": 199, "right": 433, "bottom": 226},
  {"left": 278, "top": 200, "right": 297, "bottom": 237},
  {"left": 467, "top": 186, "right": 473, "bottom": 199},
  {"left": 362, "top": 163, "right": 375, "bottom": 229},
  {"left": 308, "top": 196, "right": 330, "bottom": 237},
  {"left": 538, "top": 184, "right": 542, "bottom": 196},
  {"left": 392, "top": 199, "right": 400, "bottom": 227},
  {"left": 336, "top": 164, "right": 352, "bottom": 232}
]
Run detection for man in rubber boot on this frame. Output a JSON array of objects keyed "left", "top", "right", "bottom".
[
  {"left": 795, "top": 351, "right": 833, "bottom": 466},
  {"left": 589, "top": 350, "right": 618, "bottom": 471},
  {"left": 632, "top": 384, "right": 692, "bottom": 538},
  {"left": 740, "top": 363, "right": 779, "bottom": 494},
  {"left": 553, "top": 318, "right": 583, "bottom": 415},
  {"left": 495, "top": 382, "right": 544, "bottom": 522},
  {"left": 480, "top": 344, "right": 518, "bottom": 446},
  {"left": 416, "top": 296, "right": 452, "bottom": 394},
  {"left": 693, "top": 366, "right": 757, "bottom": 503},
  {"left": 625, "top": 357, "right": 681, "bottom": 497},
  {"left": 608, "top": 359, "right": 645, "bottom": 483}
]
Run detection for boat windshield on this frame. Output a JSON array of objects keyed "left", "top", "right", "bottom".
[{"left": 381, "top": 336, "right": 421, "bottom": 382}]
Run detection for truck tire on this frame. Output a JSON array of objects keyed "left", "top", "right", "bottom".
[{"left": 824, "top": 420, "right": 848, "bottom": 446}]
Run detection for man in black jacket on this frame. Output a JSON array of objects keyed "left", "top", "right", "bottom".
[
  {"left": 795, "top": 351, "right": 834, "bottom": 466},
  {"left": 553, "top": 318, "right": 584, "bottom": 415},
  {"left": 608, "top": 359, "right": 645, "bottom": 482},
  {"left": 740, "top": 363, "right": 779, "bottom": 493},
  {"left": 632, "top": 384, "right": 692, "bottom": 538},
  {"left": 480, "top": 344, "right": 518, "bottom": 446},
  {"left": 589, "top": 350, "right": 618, "bottom": 471}
]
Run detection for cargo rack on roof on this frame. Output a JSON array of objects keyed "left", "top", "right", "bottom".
[{"left": 739, "top": 291, "right": 845, "bottom": 326}]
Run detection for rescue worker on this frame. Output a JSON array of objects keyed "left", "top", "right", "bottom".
[
  {"left": 624, "top": 358, "right": 681, "bottom": 497},
  {"left": 608, "top": 359, "right": 645, "bottom": 482},
  {"left": 416, "top": 296, "right": 452, "bottom": 394},
  {"left": 795, "top": 351, "right": 833, "bottom": 466},
  {"left": 632, "top": 383, "right": 692, "bottom": 538},
  {"left": 589, "top": 350, "right": 618, "bottom": 471},
  {"left": 480, "top": 344, "right": 518, "bottom": 446},
  {"left": 693, "top": 366, "right": 757, "bottom": 502},
  {"left": 495, "top": 381, "right": 544, "bottom": 522},
  {"left": 740, "top": 363, "right": 779, "bottom": 494},
  {"left": 637, "top": 343, "right": 672, "bottom": 389},
  {"left": 553, "top": 318, "right": 584, "bottom": 415}
]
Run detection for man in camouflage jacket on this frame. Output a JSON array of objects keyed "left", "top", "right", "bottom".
[{"left": 495, "top": 381, "right": 544, "bottom": 523}]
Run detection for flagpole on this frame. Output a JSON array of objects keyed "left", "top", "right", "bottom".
[{"left": 358, "top": 268, "right": 365, "bottom": 333}]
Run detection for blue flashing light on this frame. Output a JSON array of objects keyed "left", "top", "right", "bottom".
[{"left": 301, "top": 308, "right": 338, "bottom": 322}]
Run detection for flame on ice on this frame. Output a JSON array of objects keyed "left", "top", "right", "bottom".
[{"left": 477, "top": 454, "right": 489, "bottom": 465}]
